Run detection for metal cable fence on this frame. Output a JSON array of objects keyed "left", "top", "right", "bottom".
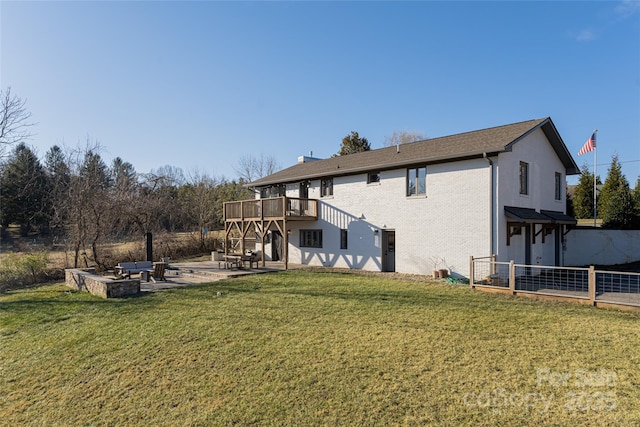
[
  {"left": 471, "top": 257, "right": 640, "bottom": 308},
  {"left": 513, "top": 265, "right": 589, "bottom": 297},
  {"left": 595, "top": 271, "right": 640, "bottom": 305},
  {"left": 471, "top": 260, "right": 510, "bottom": 288}
]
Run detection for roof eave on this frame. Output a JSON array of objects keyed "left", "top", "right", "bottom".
[{"left": 248, "top": 150, "right": 506, "bottom": 187}]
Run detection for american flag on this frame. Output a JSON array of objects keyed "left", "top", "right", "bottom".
[{"left": 578, "top": 131, "right": 597, "bottom": 156}]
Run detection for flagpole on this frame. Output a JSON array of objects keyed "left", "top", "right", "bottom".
[{"left": 593, "top": 129, "right": 597, "bottom": 227}]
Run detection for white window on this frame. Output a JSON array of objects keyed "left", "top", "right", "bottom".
[{"left": 321, "top": 178, "right": 333, "bottom": 197}]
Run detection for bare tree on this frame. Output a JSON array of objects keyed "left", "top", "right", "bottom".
[
  {"left": 182, "top": 170, "right": 220, "bottom": 248},
  {"left": 234, "top": 153, "right": 281, "bottom": 182},
  {"left": 150, "top": 165, "right": 186, "bottom": 187},
  {"left": 141, "top": 166, "right": 187, "bottom": 232},
  {"left": 383, "top": 130, "right": 426, "bottom": 147},
  {"left": 0, "top": 87, "right": 35, "bottom": 158},
  {"left": 65, "top": 139, "right": 114, "bottom": 268}
]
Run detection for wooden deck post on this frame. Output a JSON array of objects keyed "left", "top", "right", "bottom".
[
  {"left": 588, "top": 265, "right": 596, "bottom": 305},
  {"left": 491, "top": 254, "right": 497, "bottom": 275},
  {"left": 260, "top": 221, "right": 266, "bottom": 267},
  {"left": 284, "top": 220, "right": 289, "bottom": 270},
  {"left": 224, "top": 223, "right": 230, "bottom": 256},
  {"left": 509, "top": 260, "right": 516, "bottom": 293}
]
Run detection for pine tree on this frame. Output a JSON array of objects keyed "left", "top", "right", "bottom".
[
  {"left": 335, "top": 131, "right": 370, "bottom": 156},
  {"left": 632, "top": 177, "right": 640, "bottom": 228},
  {"left": 0, "top": 143, "right": 48, "bottom": 235},
  {"left": 572, "top": 165, "right": 598, "bottom": 219},
  {"left": 44, "top": 145, "right": 71, "bottom": 236},
  {"left": 598, "top": 155, "right": 635, "bottom": 229}
]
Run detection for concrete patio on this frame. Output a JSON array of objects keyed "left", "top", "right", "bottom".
[{"left": 140, "top": 260, "right": 285, "bottom": 292}]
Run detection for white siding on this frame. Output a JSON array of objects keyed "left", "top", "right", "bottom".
[
  {"left": 256, "top": 127, "right": 572, "bottom": 277},
  {"left": 495, "top": 128, "right": 567, "bottom": 266},
  {"left": 286, "top": 158, "right": 491, "bottom": 278}
]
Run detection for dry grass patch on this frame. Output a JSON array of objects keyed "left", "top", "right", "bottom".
[{"left": 1, "top": 271, "right": 639, "bottom": 426}]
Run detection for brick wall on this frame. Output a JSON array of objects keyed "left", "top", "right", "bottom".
[{"left": 285, "top": 158, "right": 491, "bottom": 278}]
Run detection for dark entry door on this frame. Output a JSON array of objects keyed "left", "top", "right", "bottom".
[
  {"left": 272, "top": 231, "right": 283, "bottom": 261},
  {"left": 299, "top": 181, "right": 309, "bottom": 199},
  {"left": 382, "top": 230, "right": 396, "bottom": 272},
  {"left": 554, "top": 226, "right": 561, "bottom": 266},
  {"left": 524, "top": 224, "right": 532, "bottom": 272}
]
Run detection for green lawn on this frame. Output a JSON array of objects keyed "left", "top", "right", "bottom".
[{"left": 1, "top": 271, "right": 639, "bottom": 426}]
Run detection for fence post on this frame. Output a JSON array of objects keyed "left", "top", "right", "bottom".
[
  {"left": 491, "top": 254, "right": 497, "bottom": 275},
  {"left": 509, "top": 260, "right": 516, "bottom": 293},
  {"left": 469, "top": 256, "right": 475, "bottom": 288},
  {"left": 588, "top": 265, "right": 596, "bottom": 305}
]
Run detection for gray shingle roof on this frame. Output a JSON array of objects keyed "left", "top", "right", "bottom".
[
  {"left": 504, "top": 207, "right": 577, "bottom": 225},
  {"left": 505, "top": 206, "right": 553, "bottom": 223},
  {"left": 250, "top": 117, "right": 580, "bottom": 187}
]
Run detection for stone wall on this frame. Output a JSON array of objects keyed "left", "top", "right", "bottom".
[{"left": 65, "top": 268, "right": 140, "bottom": 298}]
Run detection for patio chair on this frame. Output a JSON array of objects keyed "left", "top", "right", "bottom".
[{"left": 150, "top": 262, "right": 167, "bottom": 283}]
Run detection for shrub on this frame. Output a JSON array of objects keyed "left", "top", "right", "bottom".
[{"left": 0, "top": 251, "right": 49, "bottom": 292}]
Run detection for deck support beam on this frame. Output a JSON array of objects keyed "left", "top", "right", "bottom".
[{"left": 223, "top": 197, "right": 317, "bottom": 270}]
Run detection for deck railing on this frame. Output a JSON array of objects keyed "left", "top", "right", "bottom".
[{"left": 224, "top": 197, "right": 318, "bottom": 221}]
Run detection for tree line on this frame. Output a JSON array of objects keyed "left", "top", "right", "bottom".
[
  {"left": 569, "top": 155, "right": 640, "bottom": 229},
  {"left": 0, "top": 141, "right": 254, "bottom": 268}
]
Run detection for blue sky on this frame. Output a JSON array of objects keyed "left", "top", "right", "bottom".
[{"left": 2, "top": 1, "right": 639, "bottom": 187}]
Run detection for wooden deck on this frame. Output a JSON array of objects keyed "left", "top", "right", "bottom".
[
  {"left": 224, "top": 197, "right": 318, "bottom": 270},
  {"left": 224, "top": 197, "right": 318, "bottom": 221}
]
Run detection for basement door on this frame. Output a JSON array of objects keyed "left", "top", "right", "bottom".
[
  {"left": 271, "top": 231, "right": 283, "bottom": 262},
  {"left": 382, "top": 230, "right": 396, "bottom": 272}
]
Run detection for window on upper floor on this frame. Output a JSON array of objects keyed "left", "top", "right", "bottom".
[
  {"left": 260, "top": 184, "right": 285, "bottom": 199},
  {"left": 519, "top": 162, "right": 529, "bottom": 196},
  {"left": 321, "top": 178, "right": 333, "bottom": 197},
  {"left": 367, "top": 171, "right": 380, "bottom": 184},
  {"left": 407, "top": 166, "right": 426, "bottom": 196},
  {"left": 300, "top": 229, "right": 323, "bottom": 248},
  {"left": 555, "top": 172, "right": 562, "bottom": 200},
  {"left": 299, "top": 180, "right": 310, "bottom": 199}
]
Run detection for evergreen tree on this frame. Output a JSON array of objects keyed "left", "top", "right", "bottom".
[
  {"left": 598, "top": 155, "right": 635, "bottom": 229},
  {"left": 0, "top": 143, "right": 48, "bottom": 235},
  {"left": 111, "top": 157, "right": 137, "bottom": 190},
  {"left": 335, "top": 131, "right": 370, "bottom": 156},
  {"left": 565, "top": 187, "right": 575, "bottom": 218},
  {"left": 44, "top": 145, "right": 71, "bottom": 237},
  {"left": 631, "top": 177, "right": 640, "bottom": 228},
  {"left": 572, "top": 165, "right": 599, "bottom": 219}
]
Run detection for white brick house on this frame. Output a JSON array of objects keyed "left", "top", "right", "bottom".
[{"left": 224, "top": 118, "right": 579, "bottom": 278}]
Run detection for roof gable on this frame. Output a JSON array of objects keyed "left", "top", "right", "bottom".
[{"left": 250, "top": 117, "right": 579, "bottom": 187}]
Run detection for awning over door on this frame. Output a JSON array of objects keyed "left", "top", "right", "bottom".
[
  {"left": 504, "top": 206, "right": 577, "bottom": 225},
  {"left": 540, "top": 210, "right": 577, "bottom": 225},
  {"left": 504, "top": 206, "right": 552, "bottom": 223},
  {"left": 504, "top": 206, "right": 576, "bottom": 245}
]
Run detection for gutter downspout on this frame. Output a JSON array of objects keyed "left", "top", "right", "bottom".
[{"left": 483, "top": 153, "right": 495, "bottom": 257}]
